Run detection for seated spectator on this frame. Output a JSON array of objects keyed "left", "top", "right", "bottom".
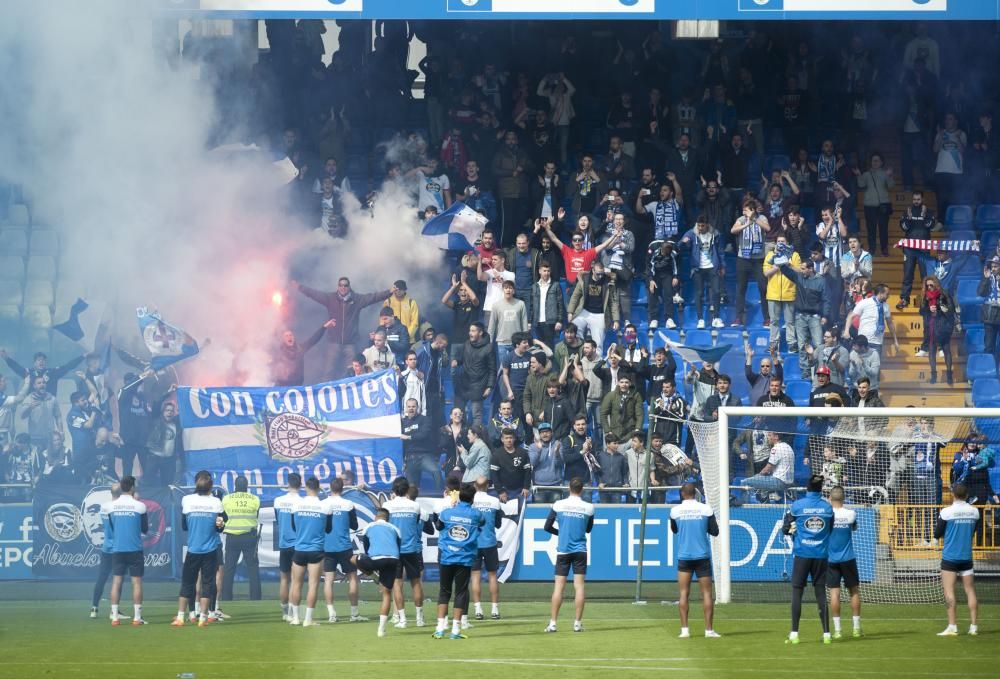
[{"left": 742, "top": 431, "right": 795, "bottom": 501}]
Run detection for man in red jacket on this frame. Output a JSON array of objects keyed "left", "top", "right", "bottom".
[{"left": 292, "top": 278, "right": 391, "bottom": 380}]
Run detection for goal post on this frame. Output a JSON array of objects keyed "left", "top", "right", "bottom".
[{"left": 699, "top": 406, "right": 1000, "bottom": 605}]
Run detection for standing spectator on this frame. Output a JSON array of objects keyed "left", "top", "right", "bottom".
[
  {"left": 815, "top": 205, "right": 848, "bottom": 267},
  {"left": 491, "top": 131, "right": 533, "bottom": 246},
  {"left": 703, "top": 374, "right": 743, "bottom": 421},
  {"left": 663, "top": 138, "right": 701, "bottom": 222},
  {"left": 979, "top": 256, "right": 1000, "bottom": 362},
  {"left": 600, "top": 214, "right": 636, "bottom": 323},
  {"left": 561, "top": 416, "right": 597, "bottom": 486},
  {"left": 383, "top": 280, "right": 420, "bottom": 344},
  {"left": 896, "top": 190, "right": 938, "bottom": 310},
  {"left": 553, "top": 323, "right": 583, "bottom": 374},
  {"left": 522, "top": 353, "right": 553, "bottom": 431},
  {"left": 969, "top": 109, "right": 999, "bottom": 202},
  {"left": 528, "top": 422, "right": 564, "bottom": 503},
  {"left": 457, "top": 425, "right": 492, "bottom": 484},
  {"left": 477, "top": 251, "right": 516, "bottom": 332},
  {"left": 292, "top": 278, "right": 391, "bottom": 380},
  {"left": 3, "top": 434, "right": 39, "bottom": 500},
  {"left": 20, "top": 375, "right": 62, "bottom": 451},
  {"left": 679, "top": 215, "right": 725, "bottom": 329},
  {"left": 271, "top": 321, "right": 335, "bottom": 387},
  {"left": 597, "top": 433, "right": 628, "bottom": 503},
  {"left": 763, "top": 237, "right": 801, "bottom": 352},
  {"left": 844, "top": 283, "right": 899, "bottom": 356},
  {"left": 400, "top": 397, "right": 439, "bottom": 491},
  {"left": 853, "top": 154, "right": 894, "bottom": 257},
  {"left": 782, "top": 207, "right": 811, "bottom": 260},
  {"left": 453, "top": 323, "right": 496, "bottom": 427},
  {"left": 362, "top": 329, "right": 395, "bottom": 372},
  {"left": 499, "top": 335, "right": 533, "bottom": 422},
  {"left": 487, "top": 281, "right": 528, "bottom": 372},
  {"left": 145, "top": 393, "right": 181, "bottom": 488},
  {"left": 716, "top": 130, "right": 751, "bottom": 197},
  {"left": 398, "top": 351, "right": 426, "bottom": 415},
  {"left": 568, "top": 155, "right": 605, "bottom": 218},
  {"left": 932, "top": 112, "right": 967, "bottom": 216},
  {"left": 903, "top": 23, "right": 940, "bottom": 76},
  {"left": 757, "top": 175, "right": 801, "bottom": 248},
  {"left": 489, "top": 429, "right": 532, "bottom": 501},
  {"left": 414, "top": 332, "right": 448, "bottom": 430},
  {"left": 848, "top": 336, "right": 881, "bottom": 392},
  {"left": 651, "top": 380, "right": 687, "bottom": 448},
  {"left": 454, "top": 160, "right": 497, "bottom": 223},
  {"left": 1, "top": 349, "right": 83, "bottom": 398},
  {"left": 441, "top": 273, "right": 480, "bottom": 379},
  {"left": 599, "top": 373, "right": 643, "bottom": 443},
  {"left": 506, "top": 233, "right": 541, "bottom": 304},
  {"left": 911, "top": 417, "right": 946, "bottom": 545},
  {"left": 528, "top": 262, "right": 565, "bottom": 349},
  {"left": 744, "top": 344, "right": 783, "bottom": 407},
  {"left": 776, "top": 258, "right": 827, "bottom": 379},
  {"left": 567, "top": 261, "right": 621, "bottom": 344},
  {"left": 647, "top": 239, "right": 681, "bottom": 330},
  {"left": 598, "top": 135, "right": 636, "bottom": 193},
  {"left": 607, "top": 91, "right": 638, "bottom": 158},
  {"left": 804, "top": 329, "right": 849, "bottom": 386},
  {"left": 811, "top": 139, "right": 844, "bottom": 206},
  {"left": 441, "top": 408, "right": 469, "bottom": 480},
  {"left": 731, "top": 199, "right": 771, "bottom": 327},
  {"left": 918, "top": 276, "right": 956, "bottom": 385},
  {"left": 840, "top": 237, "right": 873, "bottom": 289},
  {"left": 536, "top": 73, "right": 575, "bottom": 164},
  {"left": 407, "top": 157, "right": 452, "bottom": 213},
  {"left": 67, "top": 390, "right": 100, "bottom": 481},
  {"left": 0, "top": 374, "right": 29, "bottom": 450},
  {"left": 537, "top": 216, "right": 620, "bottom": 286},
  {"left": 695, "top": 175, "right": 734, "bottom": 253},
  {"left": 850, "top": 378, "right": 886, "bottom": 436}
]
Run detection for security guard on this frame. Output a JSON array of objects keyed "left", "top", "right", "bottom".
[{"left": 221, "top": 476, "right": 262, "bottom": 600}]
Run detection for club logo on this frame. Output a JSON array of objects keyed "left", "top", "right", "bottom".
[
  {"left": 44, "top": 503, "right": 83, "bottom": 542},
  {"left": 262, "top": 411, "right": 327, "bottom": 460},
  {"left": 804, "top": 516, "right": 826, "bottom": 532},
  {"left": 448, "top": 525, "right": 470, "bottom": 541}
]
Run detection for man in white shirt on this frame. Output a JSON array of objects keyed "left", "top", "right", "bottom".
[
  {"left": 742, "top": 431, "right": 794, "bottom": 500},
  {"left": 842, "top": 283, "right": 899, "bottom": 356},
  {"left": 478, "top": 251, "right": 516, "bottom": 332}
]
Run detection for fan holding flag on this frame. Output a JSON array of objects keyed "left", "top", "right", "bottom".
[
  {"left": 135, "top": 308, "right": 201, "bottom": 373},
  {"left": 422, "top": 201, "right": 490, "bottom": 251}
]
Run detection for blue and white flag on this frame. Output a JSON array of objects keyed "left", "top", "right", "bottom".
[
  {"left": 177, "top": 371, "right": 403, "bottom": 500},
  {"left": 421, "top": 201, "right": 489, "bottom": 251},
  {"left": 136, "top": 307, "right": 199, "bottom": 371},
  {"left": 664, "top": 337, "right": 732, "bottom": 366}
]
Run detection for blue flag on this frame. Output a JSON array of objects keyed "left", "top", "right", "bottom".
[
  {"left": 53, "top": 298, "right": 89, "bottom": 341},
  {"left": 421, "top": 201, "right": 489, "bottom": 251},
  {"left": 136, "top": 307, "right": 199, "bottom": 371},
  {"left": 177, "top": 371, "right": 403, "bottom": 500},
  {"left": 664, "top": 337, "right": 732, "bottom": 366}
]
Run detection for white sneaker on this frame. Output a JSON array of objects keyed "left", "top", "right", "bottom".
[
  {"left": 573, "top": 623, "right": 585, "bottom": 633},
  {"left": 212, "top": 610, "right": 230, "bottom": 620},
  {"left": 350, "top": 615, "right": 369, "bottom": 622},
  {"left": 113, "top": 613, "right": 132, "bottom": 621},
  {"left": 712, "top": 318, "right": 724, "bottom": 328},
  {"left": 461, "top": 621, "right": 474, "bottom": 630},
  {"left": 544, "top": 624, "right": 557, "bottom": 633},
  {"left": 282, "top": 614, "right": 292, "bottom": 622},
  {"left": 666, "top": 318, "right": 677, "bottom": 329},
  {"left": 328, "top": 615, "right": 338, "bottom": 623},
  {"left": 377, "top": 628, "right": 387, "bottom": 638},
  {"left": 90, "top": 608, "right": 98, "bottom": 619},
  {"left": 696, "top": 319, "right": 705, "bottom": 329},
  {"left": 678, "top": 629, "right": 691, "bottom": 638},
  {"left": 415, "top": 618, "right": 426, "bottom": 627},
  {"left": 289, "top": 619, "right": 302, "bottom": 626},
  {"left": 189, "top": 612, "right": 198, "bottom": 622},
  {"left": 649, "top": 319, "right": 659, "bottom": 329},
  {"left": 937, "top": 626, "right": 959, "bottom": 636},
  {"left": 938, "top": 349, "right": 945, "bottom": 358},
  {"left": 705, "top": 630, "right": 722, "bottom": 638},
  {"left": 915, "top": 349, "right": 928, "bottom": 357},
  {"left": 393, "top": 621, "right": 407, "bottom": 629},
  {"left": 673, "top": 294, "right": 684, "bottom": 304}
]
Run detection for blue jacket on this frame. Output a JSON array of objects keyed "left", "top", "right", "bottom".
[
  {"left": 678, "top": 228, "right": 724, "bottom": 272},
  {"left": 435, "top": 501, "right": 485, "bottom": 566},
  {"left": 782, "top": 491, "right": 833, "bottom": 559}
]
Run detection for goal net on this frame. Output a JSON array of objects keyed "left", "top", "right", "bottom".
[{"left": 688, "top": 407, "right": 1000, "bottom": 604}]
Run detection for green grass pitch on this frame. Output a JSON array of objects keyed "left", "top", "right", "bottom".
[{"left": 0, "top": 582, "right": 994, "bottom": 679}]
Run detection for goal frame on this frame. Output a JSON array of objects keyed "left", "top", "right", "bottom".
[{"left": 713, "top": 406, "right": 1000, "bottom": 604}]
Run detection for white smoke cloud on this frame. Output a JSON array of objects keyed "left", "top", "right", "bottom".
[{"left": 0, "top": 2, "right": 448, "bottom": 387}]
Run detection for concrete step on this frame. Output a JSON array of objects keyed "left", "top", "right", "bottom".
[
  {"left": 879, "top": 364, "right": 966, "bottom": 383},
  {"left": 883, "top": 391, "right": 966, "bottom": 407}
]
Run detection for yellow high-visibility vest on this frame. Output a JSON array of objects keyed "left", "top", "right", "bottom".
[{"left": 222, "top": 492, "right": 260, "bottom": 535}]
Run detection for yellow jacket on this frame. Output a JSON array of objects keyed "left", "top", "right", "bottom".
[
  {"left": 763, "top": 251, "right": 800, "bottom": 302},
  {"left": 384, "top": 293, "right": 420, "bottom": 342}
]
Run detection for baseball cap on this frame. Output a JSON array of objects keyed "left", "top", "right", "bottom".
[
  {"left": 537, "top": 422, "right": 552, "bottom": 431},
  {"left": 990, "top": 255, "right": 1000, "bottom": 264},
  {"left": 816, "top": 366, "right": 831, "bottom": 375}
]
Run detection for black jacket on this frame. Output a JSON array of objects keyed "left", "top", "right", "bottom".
[
  {"left": 455, "top": 335, "right": 497, "bottom": 399},
  {"left": 490, "top": 447, "right": 532, "bottom": 495},
  {"left": 528, "top": 278, "right": 566, "bottom": 327},
  {"left": 401, "top": 414, "right": 434, "bottom": 456}
]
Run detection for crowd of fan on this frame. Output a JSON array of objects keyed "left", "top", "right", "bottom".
[{"left": 4, "top": 20, "right": 1000, "bottom": 505}]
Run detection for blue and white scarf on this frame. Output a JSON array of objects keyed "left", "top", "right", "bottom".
[
  {"left": 653, "top": 200, "right": 681, "bottom": 240},
  {"left": 738, "top": 218, "right": 764, "bottom": 259}
]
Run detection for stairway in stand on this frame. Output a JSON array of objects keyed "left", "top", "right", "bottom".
[{"left": 851, "top": 126, "right": 966, "bottom": 409}]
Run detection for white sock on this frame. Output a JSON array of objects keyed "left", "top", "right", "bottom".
[
  {"left": 451, "top": 618, "right": 460, "bottom": 635},
  {"left": 946, "top": 624, "right": 957, "bottom": 631},
  {"left": 823, "top": 632, "right": 831, "bottom": 639},
  {"left": 281, "top": 603, "right": 288, "bottom": 615},
  {"left": 350, "top": 606, "right": 359, "bottom": 617},
  {"left": 134, "top": 605, "right": 142, "bottom": 620},
  {"left": 853, "top": 616, "right": 861, "bottom": 629},
  {"left": 969, "top": 624, "right": 978, "bottom": 633},
  {"left": 789, "top": 631, "right": 799, "bottom": 639},
  {"left": 491, "top": 603, "right": 499, "bottom": 615},
  {"left": 290, "top": 605, "right": 300, "bottom": 623},
  {"left": 304, "top": 607, "right": 314, "bottom": 624},
  {"left": 461, "top": 614, "right": 468, "bottom": 625},
  {"left": 378, "top": 614, "right": 388, "bottom": 632},
  {"left": 327, "top": 604, "right": 336, "bottom": 618},
  {"left": 436, "top": 617, "right": 447, "bottom": 633},
  {"left": 398, "top": 610, "right": 407, "bottom": 623},
  {"left": 194, "top": 602, "right": 201, "bottom": 615},
  {"left": 574, "top": 619, "right": 582, "bottom": 628},
  {"left": 680, "top": 626, "right": 689, "bottom": 635},
  {"left": 415, "top": 605, "right": 424, "bottom": 620},
  {"left": 833, "top": 616, "right": 842, "bottom": 632},
  {"left": 177, "top": 610, "right": 185, "bottom": 620},
  {"left": 548, "top": 619, "right": 557, "bottom": 628},
  {"left": 474, "top": 602, "right": 483, "bottom": 614},
  {"left": 111, "top": 604, "right": 119, "bottom": 618}
]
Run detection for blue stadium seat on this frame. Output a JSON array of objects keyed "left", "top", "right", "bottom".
[
  {"left": 957, "top": 278, "right": 984, "bottom": 307},
  {"left": 0, "top": 255, "right": 25, "bottom": 280},
  {"left": 972, "top": 378, "right": 1000, "bottom": 405},
  {"left": 685, "top": 329, "right": 712, "bottom": 347},
  {"left": 766, "top": 154, "right": 790, "bottom": 173},
  {"left": 975, "top": 204, "right": 1000, "bottom": 224},
  {"left": 0, "top": 229, "right": 28, "bottom": 257},
  {"left": 782, "top": 353, "right": 801, "bottom": 376},
  {"left": 748, "top": 328, "right": 770, "bottom": 354},
  {"left": 632, "top": 279, "right": 648, "bottom": 305},
  {"left": 6, "top": 203, "right": 29, "bottom": 227},
  {"left": 745, "top": 282, "right": 761, "bottom": 305},
  {"left": 0, "top": 280, "right": 23, "bottom": 306},
  {"left": 0, "top": 305, "right": 19, "bottom": 338},
  {"left": 716, "top": 328, "right": 744, "bottom": 348},
  {"left": 630, "top": 305, "right": 648, "bottom": 326},
  {"left": 681, "top": 305, "right": 700, "bottom": 329},
  {"left": 945, "top": 205, "right": 974, "bottom": 228},
  {"left": 23, "top": 281, "right": 54, "bottom": 306},
  {"left": 651, "top": 328, "right": 681, "bottom": 351},
  {"left": 979, "top": 221, "right": 1000, "bottom": 233},
  {"left": 949, "top": 229, "right": 976, "bottom": 242},
  {"left": 784, "top": 379, "right": 811, "bottom": 406},
  {"left": 719, "top": 351, "right": 746, "bottom": 380},
  {"left": 25, "top": 255, "right": 56, "bottom": 280},
  {"left": 964, "top": 325, "right": 985, "bottom": 354},
  {"left": 966, "top": 353, "right": 998, "bottom": 381},
  {"left": 29, "top": 229, "right": 60, "bottom": 256}
]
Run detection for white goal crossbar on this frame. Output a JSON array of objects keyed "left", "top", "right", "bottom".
[{"left": 712, "top": 407, "right": 1000, "bottom": 603}]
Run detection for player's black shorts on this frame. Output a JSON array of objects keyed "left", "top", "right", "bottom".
[
  {"left": 357, "top": 555, "right": 398, "bottom": 590},
  {"left": 292, "top": 550, "right": 324, "bottom": 567},
  {"left": 214, "top": 544, "right": 224, "bottom": 566},
  {"left": 112, "top": 550, "right": 144, "bottom": 577},
  {"left": 941, "top": 559, "right": 975, "bottom": 576},
  {"left": 827, "top": 559, "right": 860, "bottom": 588},
  {"left": 179, "top": 551, "right": 219, "bottom": 600},
  {"left": 473, "top": 546, "right": 499, "bottom": 573},
  {"left": 677, "top": 558, "right": 713, "bottom": 579},
  {"left": 555, "top": 552, "right": 587, "bottom": 577},
  {"left": 278, "top": 547, "right": 295, "bottom": 574},
  {"left": 790, "top": 556, "right": 828, "bottom": 588},
  {"left": 396, "top": 551, "right": 424, "bottom": 580},
  {"left": 438, "top": 563, "right": 472, "bottom": 610},
  {"left": 324, "top": 549, "right": 358, "bottom": 575}
]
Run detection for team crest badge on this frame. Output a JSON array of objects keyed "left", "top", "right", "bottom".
[{"left": 261, "top": 411, "right": 327, "bottom": 460}]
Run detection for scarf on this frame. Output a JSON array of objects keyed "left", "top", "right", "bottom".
[
  {"left": 654, "top": 200, "right": 680, "bottom": 240},
  {"left": 739, "top": 217, "right": 764, "bottom": 259},
  {"left": 991, "top": 274, "right": 1000, "bottom": 304},
  {"left": 893, "top": 238, "right": 980, "bottom": 252}
]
